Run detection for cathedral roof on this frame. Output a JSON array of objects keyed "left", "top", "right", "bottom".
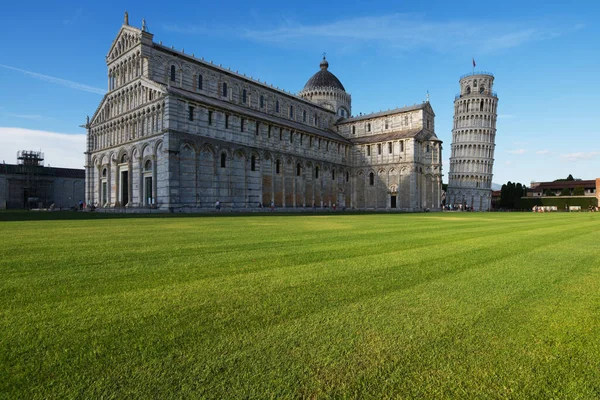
[
  {"left": 167, "top": 87, "right": 351, "bottom": 144},
  {"left": 341, "top": 103, "right": 434, "bottom": 123},
  {"left": 303, "top": 57, "right": 346, "bottom": 92},
  {"left": 349, "top": 129, "right": 440, "bottom": 144}
]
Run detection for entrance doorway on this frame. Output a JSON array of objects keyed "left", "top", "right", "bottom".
[
  {"left": 121, "top": 170, "right": 129, "bottom": 206},
  {"left": 390, "top": 195, "right": 397, "bottom": 208},
  {"left": 145, "top": 176, "right": 153, "bottom": 205}
]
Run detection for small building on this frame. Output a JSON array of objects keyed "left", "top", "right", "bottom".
[
  {"left": 528, "top": 179, "right": 598, "bottom": 198},
  {"left": 0, "top": 151, "right": 85, "bottom": 210},
  {"left": 490, "top": 190, "right": 501, "bottom": 209}
]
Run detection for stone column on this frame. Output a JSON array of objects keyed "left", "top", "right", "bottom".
[
  {"left": 137, "top": 156, "right": 143, "bottom": 207},
  {"left": 282, "top": 161, "right": 286, "bottom": 208},
  {"left": 111, "top": 158, "right": 118, "bottom": 207},
  {"left": 127, "top": 158, "right": 133, "bottom": 206},
  {"left": 152, "top": 155, "right": 157, "bottom": 208}
]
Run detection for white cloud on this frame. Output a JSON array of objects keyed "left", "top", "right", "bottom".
[
  {"left": 0, "top": 127, "right": 85, "bottom": 169},
  {"left": 507, "top": 149, "right": 526, "bottom": 155},
  {"left": 0, "top": 64, "right": 105, "bottom": 95},
  {"left": 535, "top": 149, "right": 550, "bottom": 155},
  {"left": 560, "top": 152, "right": 600, "bottom": 162}
]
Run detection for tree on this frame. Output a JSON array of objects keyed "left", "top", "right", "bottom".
[
  {"left": 544, "top": 189, "right": 556, "bottom": 196},
  {"left": 560, "top": 188, "right": 571, "bottom": 196},
  {"left": 499, "top": 181, "right": 528, "bottom": 209},
  {"left": 555, "top": 174, "right": 577, "bottom": 182},
  {"left": 573, "top": 186, "right": 585, "bottom": 196}
]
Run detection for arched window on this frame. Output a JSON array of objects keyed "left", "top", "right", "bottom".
[
  {"left": 121, "top": 154, "right": 128, "bottom": 163},
  {"left": 220, "top": 153, "right": 226, "bottom": 168},
  {"left": 289, "top": 105, "right": 294, "bottom": 118},
  {"left": 275, "top": 159, "right": 281, "bottom": 174},
  {"left": 473, "top": 79, "right": 478, "bottom": 87},
  {"left": 102, "top": 168, "right": 107, "bottom": 177},
  {"left": 144, "top": 160, "right": 152, "bottom": 171},
  {"left": 198, "top": 74, "right": 203, "bottom": 90},
  {"left": 352, "top": 126, "right": 356, "bottom": 135},
  {"left": 346, "top": 171, "right": 349, "bottom": 182},
  {"left": 385, "top": 120, "right": 389, "bottom": 129},
  {"left": 242, "top": 89, "right": 247, "bottom": 103},
  {"left": 369, "top": 172, "right": 374, "bottom": 186},
  {"left": 260, "top": 95, "right": 264, "bottom": 108},
  {"left": 251, "top": 155, "right": 256, "bottom": 171},
  {"left": 303, "top": 110, "right": 307, "bottom": 122},
  {"left": 480, "top": 85, "right": 485, "bottom": 94},
  {"left": 332, "top": 170, "right": 335, "bottom": 180},
  {"left": 466, "top": 86, "right": 471, "bottom": 94},
  {"left": 367, "top": 123, "right": 371, "bottom": 132},
  {"left": 296, "top": 163, "right": 301, "bottom": 176},
  {"left": 315, "top": 166, "right": 319, "bottom": 179},
  {"left": 222, "top": 82, "right": 228, "bottom": 97},
  {"left": 275, "top": 100, "right": 280, "bottom": 113},
  {"left": 170, "top": 65, "right": 176, "bottom": 82},
  {"left": 480, "top": 100, "right": 484, "bottom": 111}
]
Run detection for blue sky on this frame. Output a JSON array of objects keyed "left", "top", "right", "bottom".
[{"left": 1, "top": 0, "right": 599, "bottom": 185}]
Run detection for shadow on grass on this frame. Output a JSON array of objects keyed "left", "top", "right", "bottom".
[{"left": 0, "top": 209, "right": 416, "bottom": 222}]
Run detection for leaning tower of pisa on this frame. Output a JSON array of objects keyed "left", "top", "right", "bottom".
[{"left": 447, "top": 72, "right": 498, "bottom": 211}]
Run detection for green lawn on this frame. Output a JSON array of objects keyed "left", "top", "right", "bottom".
[{"left": 1, "top": 212, "right": 599, "bottom": 399}]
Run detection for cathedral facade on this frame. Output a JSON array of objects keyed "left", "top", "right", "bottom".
[{"left": 84, "top": 15, "right": 442, "bottom": 211}]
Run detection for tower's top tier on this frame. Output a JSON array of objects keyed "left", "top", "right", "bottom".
[{"left": 458, "top": 72, "right": 495, "bottom": 97}]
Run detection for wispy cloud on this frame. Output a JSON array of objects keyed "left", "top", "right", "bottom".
[
  {"left": 3, "top": 113, "right": 43, "bottom": 120},
  {"left": 63, "top": 7, "right": 84, "bottom": 25},
  {"left": 0, "top": 64, "right": 105, "bottom": 95},
  {"left": 508, "top": 149, "right": 526, "bottom": 155},
  {"left": 163, "top": 23, "right": 214, "bottom": 35},
  {"left": 535, "top": 149, "right": 550, "bottom": 155},
  {"left": 233, "top": 13, "right": 563, "bottom": 54},
  {"left": 0, "top": 127, "right": 85, "bottom": 168},
  {"left": 560, "top": 152, "right": 600, "bottom": 162}
]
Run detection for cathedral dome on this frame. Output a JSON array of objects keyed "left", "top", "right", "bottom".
[{"left": 303, "top": 56, "right": 346, "bottom": 92}]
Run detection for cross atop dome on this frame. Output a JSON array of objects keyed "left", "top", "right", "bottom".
[{"left": 320, "top": 54, "right": 329, "bottom": 70}]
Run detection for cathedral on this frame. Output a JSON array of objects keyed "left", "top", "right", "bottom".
[{"left": 84, "top": 14, "right": 443, "bottom": 211}]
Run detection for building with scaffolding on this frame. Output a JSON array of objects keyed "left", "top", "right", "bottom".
[{"left": 0, "top": 151, "right": 84, "bottom": 209}]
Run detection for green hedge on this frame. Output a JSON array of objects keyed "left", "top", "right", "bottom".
[{"left": 520, "top": 196, "right": 598, "bottom": 210}]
